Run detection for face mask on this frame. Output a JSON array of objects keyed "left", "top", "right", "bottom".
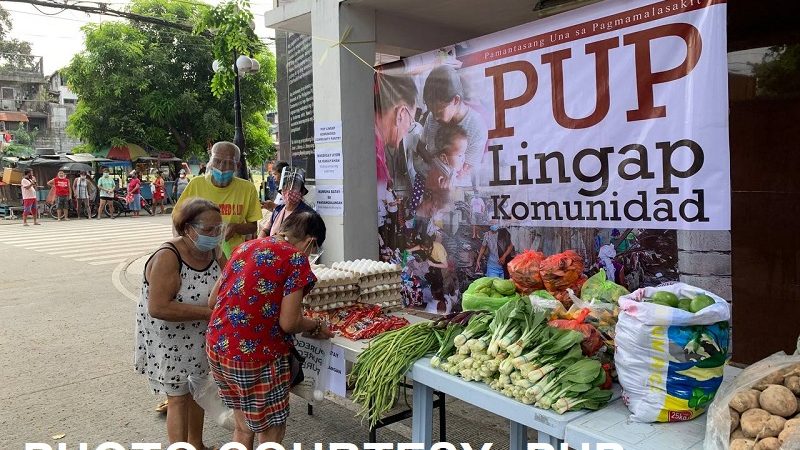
[
  {"left": 490, "top": 225, "right": 500, "bottom": 232},
  {"left": 303, "top": 239, "right": 323, "bottom": 264},
  {"left": 80, "top": 175, "right": 86, "bottom": 179},
  {"left": 180, "top": 174, "right": 186, "bottom": 178},
  {"left": 210, "top": 167, "right": 234, "bottom": 185},
  {"left": 190, "top": 227, "right": 223, "bottom": 252},
  {"left": 284, "top": 189, "right": 302, "bottom": 207},
  {"left": 103, "top": 173, "right": 109, "bottom": 178},
  {"left": 59, "top": 174, "right": 65, "bottom": 179}
]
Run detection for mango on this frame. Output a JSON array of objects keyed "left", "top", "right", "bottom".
[{"left": 650, "top": 291, "right": 679, "bottom": 307}]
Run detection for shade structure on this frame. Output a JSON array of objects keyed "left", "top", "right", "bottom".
[
  {"left": 59, "top": 162, "right": 92, "bottom": 173},
  {"left": 94, "top": 143, "right": 149, "bottom": 161}
]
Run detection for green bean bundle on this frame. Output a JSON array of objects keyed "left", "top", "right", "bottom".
[{"left": 350, "top": 322, "right": 440, "bottom": 428}]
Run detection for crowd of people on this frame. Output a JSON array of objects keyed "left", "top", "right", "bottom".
[
  {"left": 135, "top": 141, "right": 330, "bottom": 449},
  {"left": 18, "top": 165, "right": 192, "bottom": 225}
]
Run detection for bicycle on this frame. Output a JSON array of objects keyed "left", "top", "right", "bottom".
[
  {"left": 98, "top": 188, "right": 153, "bottom": 218},
  {"left": 49, "top": 198, "right": 98, "bottom": 219}
]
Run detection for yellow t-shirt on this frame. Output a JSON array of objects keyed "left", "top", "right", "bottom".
[
  {"left": 430, "top": 242, "right": 447, "bottom": 265},
  {"left": 174, "top": 175, "right": 262, "bottom": 257}
]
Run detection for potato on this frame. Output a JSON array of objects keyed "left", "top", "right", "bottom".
[
  {"left": 731, "top": 408, "right": 741, "bottom": 432},
  {"left": 731, "top": 389, "right": 762, "bottom": 413},
  {"left": 732, "top": 428, "right": 746, "bottom": 440},
  {"left": 786, "top": 376, "right": 800, "bottom": 395},
  {"left": 729, "top": 439, "right": 755, "bottom": 450},
  {"left": 760, "top": 385, "right": 798, "bottom": 417},
  {"left": 779, "top": 426, "right": 800, "bottom": 444},
  {"left": 762, "top": 415, "right": 786, "bottom": 438},
  {"left": 755, "top": 371, "right": 786, "bottom": 391},
  {"left": 783, "top": 363, "right": 800, "bottom": 378},
  {"left": 787, "top": 418, "right": 800, "bottom": 430},
  {"left": 742, "top": 409, "right": 772, "bottom": 438},
  {"left": 753, "top": 437, "right": 780, "bottom": 450}
]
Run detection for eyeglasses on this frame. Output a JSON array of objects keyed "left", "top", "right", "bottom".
[{"left": 191, "top": 223, "right": 224, "bottom": 236}]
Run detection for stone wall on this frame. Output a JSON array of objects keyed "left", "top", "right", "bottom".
[{"left": 676, "top": 230, "right": 732, "bottom": 300}]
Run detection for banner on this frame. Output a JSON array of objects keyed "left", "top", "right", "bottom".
[{"left": 375, "top": 0, "right": 729, "bottom": 313}]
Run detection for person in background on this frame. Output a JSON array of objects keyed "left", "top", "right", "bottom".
[
  {"left": 198, "top": 163, "right": 206, "bottom": 175},
  {"left": 408, "top": 123, "right": 467, "bottom": 218},
  {"left": 421, "top": 65, "right": 488, "bottom": 180},
  {"left": 152, "top": 171, "right": 166, "bottom": 214},
  {"left": 470, "top": 191, "right": 485, "bottom": 239},
  {"left": 260, "top": 161, "right": 290, "bottom": 211},
  {"left": 97, "top": 168, "right": 116, "bottom": 219},
  {"left": 259, "top": 167, "right": 314, "bottom": 238},
  {"left": 174, "top": 169, "right": 190, "bottom": 201},
  {"left": 475, "top": 223, "right": 505, "bottom": 278},
  {"left": 174, "top": 142, "right": 261, "bottom": 258},
  {"left": 498, "top": 227, "right": 515, "bottom": 279},
  {"left": 21, "top": 169, "right": 40, "bottom": 226},
  {"left": 206, "top": 211, "right": 332, "bottom": 448},
  {"left": 134, "top": 198, "right": 226, "bottom": 449},
  {"left": 73, "top": 171, "right": 95, "bottom": 219},
  {"left": 48, "top": 170, "right": 72, "bottom": 221},
  {"left": 128, "top": 171, "right": 142, "bottom": 218}
]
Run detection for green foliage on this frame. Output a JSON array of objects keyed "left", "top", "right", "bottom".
[
  {"left": 71, "top": 143, "right": 96, "bottom": 154},
  {"left": 3, "top": 143, "right": 35, "bottom": 158},
  {"left": 11, "top": 124, "right": 38, "bottom": 147},
  {"left": 64, "top": 0, "right": 276, "bottom": 163},
  {"left": 753, "top": 45, "right": 800, "bottom": 98}
]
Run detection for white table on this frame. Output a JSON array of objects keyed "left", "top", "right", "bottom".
[
  {"left": 564, "top": 365, "right": 741, "bottom": 450},
  {"left": 410, "top": 357, "right": 622, "bottom": 449}
]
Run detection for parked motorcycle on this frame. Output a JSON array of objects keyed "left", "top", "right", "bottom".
[{"left": 98, "top": 188, "right": 153, "bottom": 218}]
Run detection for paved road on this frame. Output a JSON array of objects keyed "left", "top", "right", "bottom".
[{"left": 0, "top": 215, "right": 513, "bottom": 449}]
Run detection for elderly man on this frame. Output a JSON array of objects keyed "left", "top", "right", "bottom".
[{"left": 174, "top": 141, "right": 261, "bottom": 258}]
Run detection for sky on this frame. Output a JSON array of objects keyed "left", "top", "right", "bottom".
[{"left": 3, "top": 0, "right": 276, "bottom": 75}]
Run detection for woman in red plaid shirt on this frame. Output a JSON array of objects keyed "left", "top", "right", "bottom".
[{"left": 206, "top": 211, "right": 333, "bottom": 447}]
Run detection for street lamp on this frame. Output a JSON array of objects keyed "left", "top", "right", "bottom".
[{"left": 212, "top": 53, "right": 260, "bottom": 180}]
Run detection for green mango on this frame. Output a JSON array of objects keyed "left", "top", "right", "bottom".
[
  {"left": 650, "top": 291, "right": 679, "bottom": 307},
  {"left": 650, "top": 299, "right": 674, "bottom": 308},
  {"left": 689, "top": 294, "right": 715, "bottom": 313},
  {"left": 678, "top": 298, "right": 692, "bottom": 311}
]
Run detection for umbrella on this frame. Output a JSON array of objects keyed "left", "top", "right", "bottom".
[
  {"left": 94, "top": 143, "right": 149, "bottom": 161},
  {"left": 59, "top": 162, "right": 92, "bottom": 173}
]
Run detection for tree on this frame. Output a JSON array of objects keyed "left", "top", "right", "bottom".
[
  {"left": 752, "top": 45, "right": 800, "bottom": 98},
  {"left": 0, "top": 5, "right": 36, "bottom": 71},
  {"left": 63, "top": 0, "right": 276, "bottom": 163}
]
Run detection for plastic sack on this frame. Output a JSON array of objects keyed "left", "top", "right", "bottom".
[
  {"left": 188, "top": 373, "right": 235, "bottom": 431},
  {"left": 615, "top": 283, "right": 731, "bottom": 423},
  {"left": 704, "top": 353, "right": 800, "bottom": 450},
  {"left": 529, "top": 290, "right": 565, "bottom": 316},
  {"left": 540, "top": 250, "right": 585, "bottom": 292},
  {"left": 462, "top": 278, "right": 519, "bottom": 311},
  {"left": 549, "top": 308, "right": 605, "bottom": 356},
  {"left": 581, "top": 269, "right": 629, "bottom": 304},
  {"left": 291, "top": 335, "right": 332, "bottom": 404},
  {"left": 507, "top": 250, "right": 545, "bottom": 294}
]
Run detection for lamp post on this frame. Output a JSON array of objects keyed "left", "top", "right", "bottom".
[{"left": 212, "top": 53, "right": 261, "bottom": 180}]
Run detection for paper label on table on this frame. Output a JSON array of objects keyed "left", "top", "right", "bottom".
[
  {"left": 327, "top": 344, "right": 346, "bottom": 397},
  {"left": 314, "top": 145, "right": 343, "bottom": 180},
  {"left": 316, "top": 184, "right": 344, "bottom": 216},
  {"left": 314, "top": 121, "right": 342, "bottom": 144}
]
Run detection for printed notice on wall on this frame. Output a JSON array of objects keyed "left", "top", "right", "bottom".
[
  {"left": 314, "top": 121, "right": 342, "bottom": 144},
  {"left": 315, "top": 145, "right": 343, "bottom": 180},
  {"left": 316, "top": 184, "right": 344, "bottom": 216}
]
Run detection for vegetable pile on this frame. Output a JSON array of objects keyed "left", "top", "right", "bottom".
[
  {"left": 728, "top": 364, "right": 800, "bottom": 450},
  {"left": 350, "top": 311, "right": 485, "bottom": 428},
  {"left": 508, "top": 249, "right": 589, "bottom": 309},
  {"left": 432, "top": 297, "right": 613, "bottom": 414}
]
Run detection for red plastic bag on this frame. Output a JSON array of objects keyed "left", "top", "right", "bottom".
[
  {"left": 507, "top": 250, "right": 545, "bottom": 294},
  {"left": 540, "top": 250, "right": 585, "bottom": 292},
  {"left": 549, "top": 308, "right": 604, "bottom": 356}
]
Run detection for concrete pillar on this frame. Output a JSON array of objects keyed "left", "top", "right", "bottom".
[
  {"left": 676, "top": 231, "right": 732, "bottom": 300},
  {"left": 310, "top": 2, "right": 377, "bottom": 263}
]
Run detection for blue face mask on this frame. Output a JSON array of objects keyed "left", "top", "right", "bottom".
[
  {"left": 190, "top": 228, "right": 223, "bottom": 252},
  {"left": 490, "top": 225, "right": 500, "bottom": 232},
  {"left": 210, "top": 167, "right": 234, "bottom": 185}
]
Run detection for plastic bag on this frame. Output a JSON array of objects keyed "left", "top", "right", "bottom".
[
  {"left": 581, "top": 269, "right": 629, "bottom": 304},
  {"left": 615, "top": 283, "right": 731, "bottom": 423},
  {"left": 291, "top": 335, "right": 332, "bottom": 403},
  {"left": 539, "top": 250, "right": 584, "bottom": 292},
  {"left": 549, "top": 308, "right": 605, "bottom": 356},
  {"left": 529, "top": 290, "right": 565, "bottom": 316},
  {"left": 507, "top": 250, "right": 545, "bottom": 294},
  {"left": 188, "top": 373, "right": 235, "bottom": 431},
  {"left": 705, "top": 353, "right": 800, "bottom": 450},
  {"left": 462, "top": 277, "right": 519, "bottom": 311}
]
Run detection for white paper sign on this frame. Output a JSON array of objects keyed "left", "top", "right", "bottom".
[
  {"left": 315, "top": 145, "right": 343, "bottom": 179},
  {"left": 314, "top": 121, "right": 342, "bottom": 144},
  {"left": 326, "top": 344, "right": 346, "bottom": 398},
  {"left": 316, "top": 184, "right": 344, "bottom": 216}
]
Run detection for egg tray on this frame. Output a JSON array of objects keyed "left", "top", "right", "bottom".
[
  {"left": 359, "top": 291, "right": 403, "bottom": 304},
  {"left": 358, "top": 275, "right": 402, "bottom": 289},
  {"left": 307, "top": 284, "right": 359, "bottom": 296},
  {"left": 331, "top": 260, "right": 402, "bottom": 276},
  {"left": 304, "top": 291, "right": 361, "bottom": 305},
  {"left": 360, "top": 283, "right": 402, "bottom": 295},
  {"left": 306, "top": 300, "right": 360, "bottom": 312},
  {"left": 311, "top": 267, "right": 360, "bottom": 288}
]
